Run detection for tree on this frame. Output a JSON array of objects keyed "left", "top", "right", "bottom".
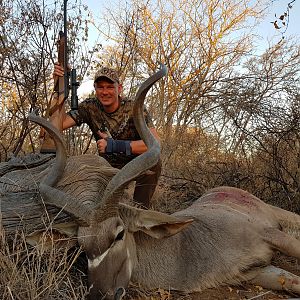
[
  {"left": 271, "top": 0, "right": 296, "bottom": 37},
  {"left": 0, "top": 0, "right": 99, "bottom": 160},
  {"left": 94, "top": 0, "right": 265, "bottom": 157}
]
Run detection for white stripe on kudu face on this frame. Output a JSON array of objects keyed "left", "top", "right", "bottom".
[
  {"left": 88, "top": 248, "right": 110, "bottom": 269},
  {"left": 126, "top": 248, "right": 133, "bottom": 278},
  {"left": 87, "top": 226, "right": 125, "bottom": 270}
]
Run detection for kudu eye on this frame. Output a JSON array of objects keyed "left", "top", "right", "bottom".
[{"left": 115, "top": 229, "right": 125, "bottom": 241}]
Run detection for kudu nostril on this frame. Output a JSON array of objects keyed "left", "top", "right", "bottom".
[{"left": 114, "top": 287, "right": 126, "bottom": 300}]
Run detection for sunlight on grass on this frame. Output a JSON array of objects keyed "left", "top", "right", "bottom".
[{"left": 0, "top": 228, "right": 87, "bottom": 300}]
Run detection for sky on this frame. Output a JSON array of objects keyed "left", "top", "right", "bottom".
[
  {"left": 77, "top": 0, "right": 300, "bottom": 97},
  {"left": 80, "top": 0, "right": 300, "bottom": 40},
  {"left": 254, "top": 0, "right": 300, "bottom": 50}
]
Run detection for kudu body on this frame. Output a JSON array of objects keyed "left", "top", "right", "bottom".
[
  {"left": 79, "top": 188, "right": 300, "bottom": 299},
  {"left": 8, "top": 65, "right": 300, "bottom": 299}
]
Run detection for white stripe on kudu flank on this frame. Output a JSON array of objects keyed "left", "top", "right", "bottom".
[{"left": 88, "top": 248, "right": 110, "bottom": 269}]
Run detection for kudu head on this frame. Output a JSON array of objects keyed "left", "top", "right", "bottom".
[{"left": 81, "top": 201, "right": 193, "bottom": 300}]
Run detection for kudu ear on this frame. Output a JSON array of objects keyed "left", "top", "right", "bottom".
[
  {"left": 26, "top": 222, "right": 78, "bottom": 249},
  {"left": 118, "top": 203, "right": 193, "bottom": 239}
]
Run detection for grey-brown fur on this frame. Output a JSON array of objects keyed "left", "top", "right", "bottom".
[
  {"left": 80, "top": 188, "right": 300, "bottom": 300},
  {"left": 129, "top": 187, "right": 300, "bottom": 291}
]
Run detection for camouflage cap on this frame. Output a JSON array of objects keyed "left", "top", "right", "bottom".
[{"left": 94, "top": 67, "right": 120, "bottom": 83}]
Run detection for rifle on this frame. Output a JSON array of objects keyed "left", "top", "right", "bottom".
[
  {"left": 40, "top": 0, "right": 79, "bottom": 153},
  {"left": 62, "top": 0, "right": 79, "bottom": 112}
]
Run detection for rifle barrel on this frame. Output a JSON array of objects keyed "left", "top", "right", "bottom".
[
  {"left": 63, "top": 0, "right": 69, "bottom": 100},
  {"left": 71, "top": 69, "right": 79, "bottom": 110}
]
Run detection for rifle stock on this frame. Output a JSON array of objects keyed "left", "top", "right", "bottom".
[
  {"left": 40, "top": 0, "right": 79, "bottom": 153},
  {"left": 40, "top": 31, "right": 67, "bottom": 153}
]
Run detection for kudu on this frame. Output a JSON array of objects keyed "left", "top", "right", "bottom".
[{"left": 23, "top": 65, "right": 300, "bottom": 299}]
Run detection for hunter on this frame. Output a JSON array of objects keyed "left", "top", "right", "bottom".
[{"left": 51, "top": 64, "right": 161, "bottom": 208}]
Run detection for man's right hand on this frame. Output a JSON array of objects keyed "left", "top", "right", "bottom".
[
  {"left": 53, "top": 63, "right": 64, "bottom": 79},
  {"left": 97, "top": 131, "right": 109, "bottom": 153}
]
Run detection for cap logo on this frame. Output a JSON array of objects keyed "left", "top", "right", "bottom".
[{"left": 94, "top": 67, "right": 119, "bottom": 83}]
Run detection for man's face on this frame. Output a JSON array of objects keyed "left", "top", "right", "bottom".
[{"left": 94, "top": 79, "right": 122, "bottom": 110}]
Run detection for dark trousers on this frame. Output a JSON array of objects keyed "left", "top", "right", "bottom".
[{"left": 133, "top": 159, "right": 162, "bottom": 208}]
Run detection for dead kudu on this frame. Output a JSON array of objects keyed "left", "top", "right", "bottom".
[{"left": 2, "top": 64, "right": 300, "bottom": 300}]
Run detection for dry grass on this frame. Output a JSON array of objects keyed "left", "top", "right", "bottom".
[{"left": 0, "top": 228, "right": 87, "bottom": 300}]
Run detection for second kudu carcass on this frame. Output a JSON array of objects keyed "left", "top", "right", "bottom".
[{"left": 28, "top": 65, "right": 300, "bottom": 300}]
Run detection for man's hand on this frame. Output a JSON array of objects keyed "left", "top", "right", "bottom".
[
  {"left": 53, "top": 62, "right": 71, "bottom": 80},
  {"left": 97, "top": 131, "right": 132, "bottom": 155},
  {"left": 53, "top": 63, "right": 64, "bottom": 79},
  {"left": 97, "top": 131, "right": 108, "bottom": 153}
]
